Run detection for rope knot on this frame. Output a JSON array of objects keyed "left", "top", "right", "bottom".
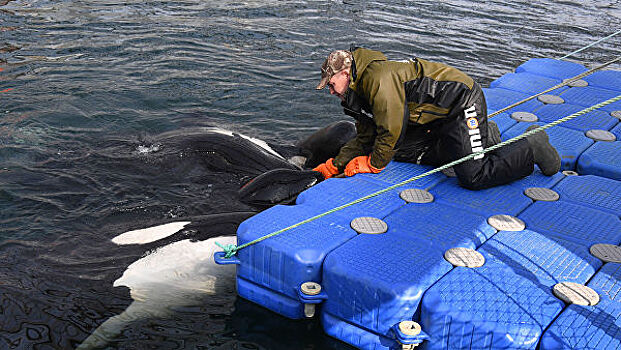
[{"left": 215, "top": 241, "right": 238, "bottom": 259}]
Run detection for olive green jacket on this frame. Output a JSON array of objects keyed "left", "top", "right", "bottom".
[{"left": 333, "top": 48, "right": 478, "bottom": 170}]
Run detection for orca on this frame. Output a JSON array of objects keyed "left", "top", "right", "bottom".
[
  {"left": 148, "top": 127, "right": 299, "bottom": 177},
  {"left": 111, "top": 212, "right": 256, "bottom": 245},
  {"left": 76, "top": 124, "right": 357, "bottom": 348},
  {"left": 77, "top": 236, "right": 237, "bottom": 349},
  {"left": 77, "top": 211, "right": 255, "bottom": 349},
  {"left": 238, "top": 169, "right": 323, "bottom": 207},
  {"left": 295, "top": 120, "right": 356, "bottom": 168}
]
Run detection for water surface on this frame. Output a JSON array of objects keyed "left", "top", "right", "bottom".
[{"left": 1, "top": 1, "right": 620, "bottom": 349}]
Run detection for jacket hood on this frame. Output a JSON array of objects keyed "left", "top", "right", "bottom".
[{"left": 350, "top": 48, "right": 387, "bottom": 90}]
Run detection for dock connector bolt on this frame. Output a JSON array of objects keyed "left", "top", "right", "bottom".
[
  {"left": 392, "top": 321, "right": 429, "bottom": 349},
  {"left": 298, "top": 282, "right": 327, "bottom": 318}
]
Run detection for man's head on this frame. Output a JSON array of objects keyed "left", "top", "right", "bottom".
[{"left": 316, "top": 50, "right": 352, "bottom": 100}]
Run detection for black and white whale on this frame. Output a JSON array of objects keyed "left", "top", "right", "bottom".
[
  {"left": 141, "top": 121, "right": 355, "bottom": 206},
  {"left": 77, "top": 212, "right": 254, "bottom": 349},
  {"left": 238, "top": 169, "right": 324, "bottom": 207},
  {"left": 77, "top": 122, "right": 356, "bottom": 348},
  {"left": 295, "top": 120, "right": 357, "bottom": 168}
]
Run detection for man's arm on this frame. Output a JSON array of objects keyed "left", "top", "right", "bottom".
[
  {"left": 333, "top": 118, "right": 376, "bottom": 171},
  {"left": 362, "top": 67, "right": 406, "bottom": 169}
]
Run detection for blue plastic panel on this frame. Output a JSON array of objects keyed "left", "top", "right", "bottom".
[
  {"left": 356, "top": 162, "right": 446, "bottom": 188},
  {"left": 612, "top": 122, "right": 621, "bottom": 140},
  {"left": 540, "top": 263, "right": 621, "bottom": 350},
  {"left": 533, "top": 103, "right": 618, "bottom": 132},
  {"left": 577, "top": 141, "right": 621, "bottom": 180},
  {"left": 515, "top": 58, "right": 587, "bottom": 80},
  {"left": 321, "top": 203, "right": 495, "bottom": 339},
  {"left": 432, "top": 169, "right": 563, "bottom": 217},
  {"left": 237, "top": 277, "right": 304, "bottom": 319},
  {"left": 322, "top": 312, "right": 397, "bottom": 350},
  {"left": 489, "top": 111, "right": 517, "bottom": 134},
  {"left": 558, "top": 86, "right": 621, "bottom": 113},
  {"left": 519, "top": 200, "right": 621, "bottom": 247},
  {"left": 503, "top": 122, "right": 594, "bottom": 170},
  {"left": 237, "top": 177, "right": 408, "bottom": 318},
  {"left": 420, "top": 229, "right": 600, "bottom": 350},
  {"left": 490, "top": 72, "right": 564, "bottom": 95},
  {"left": 583, "top": 70, "right": 621, "bottom": 92},
  {"left": 553, "top": 174, "right": 621, "bottom": 216},
  {"left": 483, "top": 87, "right": 543, "bottom": 113}
]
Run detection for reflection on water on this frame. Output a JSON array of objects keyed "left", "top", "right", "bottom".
[{"left": 0, "top": 0, "right": 619, "bottom": 348}]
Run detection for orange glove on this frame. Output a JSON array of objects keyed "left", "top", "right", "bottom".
[
  {"left": 344, "top": 156, "right": 384, "bottom": 177},
  {"left": 313, "top": 158, "right": 340, "bottom": 179}
]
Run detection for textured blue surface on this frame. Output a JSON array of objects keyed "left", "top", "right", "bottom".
[
  {"left": 558, "top": 86, "right": 621, "bottom": 113},
  {"left": 583, "top": 70, "right": 621, "bottom": 92},
  {"left": 553, "top": 174, "right": 621, "bottom": 216},
  {"left": 432, "top": 168, "right": 563, "bottom": 216},
  {"left": 612, "top": 122, "right": 621, "bottom": 139},
  {"left": 540, "top": 263, "right": 621, "bottom": 350},
  {"left": 420, "top": 229, "right": 600, "bottom": 350},
  {"left": 489, "top": 111, "right": 517, "bottom": 134},
  {"left": 489, "top": 72, "right": 564, "bottom": 95},
  {"left": 355, "top": 162, "right": 446, "bottom": 188},
  {"left": 515, "top": 58, "right": 588, "bottom": 79},
  {"left": 233, "top": 58, "right": 621, "bottom": 349},
  {"left": 532, "top": 103, "right": 618, "bottom": 132},
  {"left": 322, "top": 312, "right": 398, "bottom": 350},
  {"left": 322, "top": 202, "right": 495, "bottom": 338},
  {"left": 237, "top": 177, "right": 408, "bottom": 318},
  {"left": 519, "top": 200, "right": 621, "bottom": 247},
  {"left": 503, "top": 122, "right": 594, "bottom": 170},
  {"left": 577, "top": 141, "right": 621, "bottom": 180},
  {"left": 483, "top": 87, "right": 543, "bottom": 113}
]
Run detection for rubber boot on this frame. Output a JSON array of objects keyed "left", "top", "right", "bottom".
[
  {"left": 525, "top": 125, "right": 561, "bottom": 176},
  {"left": 487, "top": 120, "right": 502, "bottom": 146}
]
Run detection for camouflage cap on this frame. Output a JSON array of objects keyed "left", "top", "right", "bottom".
[{"left": 316, "top": 50, "right": 353, "bottom": 90}]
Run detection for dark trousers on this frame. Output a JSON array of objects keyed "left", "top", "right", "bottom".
[{"left": 394, "top": 95, "right": 534, "bottom": 190}]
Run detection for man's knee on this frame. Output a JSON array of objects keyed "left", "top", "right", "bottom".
[{"left": 455, "top": 167, "right": 492, "bottom": 190}]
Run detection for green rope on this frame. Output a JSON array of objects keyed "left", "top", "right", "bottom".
[
  {"left": 559, "top": 28, "right": 621, "bottom": 60},
  {"left": 217, "top": 93, "right": 621, "bottom": 259},
  {"left": 488, "top": 55, "right": 621, "bottom": 118}
]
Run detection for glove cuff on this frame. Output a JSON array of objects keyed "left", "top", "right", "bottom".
[
  {"left": 326, "top": 158, "right": 340, "bottom": 174},
  {"left": 367, "top": 156, "right": 384, "bottom": 174}
]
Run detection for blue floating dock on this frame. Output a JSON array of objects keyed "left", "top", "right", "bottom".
[{"left": 229, "top": 58, "right": 621, "bottom": 349}]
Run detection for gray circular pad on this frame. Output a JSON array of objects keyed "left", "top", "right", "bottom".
[
  {"left": 511, "top": 111, "right": 538, "bottom": 122},
  {"left": 524, "top": 187, "right": 560, "bottom": 201},
  {"left": 612, "top": 111, "right": 621, "bottom": 120},
  {"left": 553, "top": 282, "right": 600, "bottom": 306},
  {"left": 586, "top": 129, "right": 616, "bottom": 142},
  {"left": 590, "top": 244, "right": 621, "bottom": 263},
  {"left": 487, "top": 214, "right": 526, "bottom": 231},
  {"left": 444, "top": 247, "right": 485, "bottom": 268},
  {"left": 538, "top": 94, "right": 565, "bottom": 104},
  {"left": 562, "top": 170, "right": 579, "bottom": 176},
  {"left": 400, "top": 189, "right": 434, "bottom": 203},
  {"left": 350, "top": 217, "right": 388, "bottom": 234},
  {"left": 563, "top": 78, "right": 589, "bottom": 87}
]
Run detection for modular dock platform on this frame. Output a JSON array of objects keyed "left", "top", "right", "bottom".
[{"left": 231, "top": 59, "right": 621, "bottom": 349}]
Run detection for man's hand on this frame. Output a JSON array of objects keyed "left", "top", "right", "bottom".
[
  {"left": 313, "top": 158, "right": 340, "bottom": 179},
  {"left": 344, "top": 156, "right": 384, "bottom": 177}
]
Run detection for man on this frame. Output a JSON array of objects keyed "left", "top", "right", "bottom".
[{"left": 313, "top": 47, "right": 560, "bottom": 190}]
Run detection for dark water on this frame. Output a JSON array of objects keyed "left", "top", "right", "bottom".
[{"left": 0, "top": 0, "right": 620, "bottom": 349}]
